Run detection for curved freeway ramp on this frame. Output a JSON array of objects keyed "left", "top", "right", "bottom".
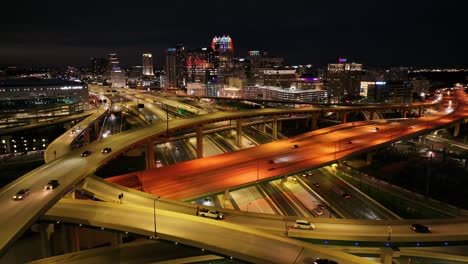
[
  {"left": 0, "top": 89, "right": 466, "bottom": 257},
  {"left": 43, "top": 199, "right": 377, "bottom": 264}
]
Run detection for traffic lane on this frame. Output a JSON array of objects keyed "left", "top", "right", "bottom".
[
  {"left": 318, "top": 168, "right": 397, "bottom": 220},
  {"left": 45, "top": 199, "right": 359, "bottom": 264}
]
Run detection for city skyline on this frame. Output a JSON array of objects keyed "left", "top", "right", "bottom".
[{"left": 1, "top": 0, "right": 467, "bottom": 67}]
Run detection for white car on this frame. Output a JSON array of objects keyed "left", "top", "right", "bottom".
[
  {"left": 294, "top": 220, "right": 315, "bottom": 230},
  {"left": 313, "top": 208, "right": 324, "bottom": 216},
  {"left": 199, "top": 208, "right": 223, "bottom": 220}
]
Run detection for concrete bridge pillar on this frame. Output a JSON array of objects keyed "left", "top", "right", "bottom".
[
  {"left": 145, "top": 143, "right": 155, "bottom": 170},
  {"left": 61, "top": 225, "right": 78, "bottom": 254},
  {"left": 111, "top": 233, "right": 123, "bottom": 246},
  {"left": 196, "top": 125, "right": 204, "bottom": 159},
  {"left": 39, "top": 223, "right": 52, "bottom": 258},
  {"left": 83, "top": 130, "right": 91, "bottom": 145},
  {"left": 223, "top": 189, "right": 230, "bottom": 201},
  {"left": 236, "top": 119, "right": 243, "bottom": 148},
  {"left": 366, "top": 152, "right": 375, "bottom": 165},
  {"left": 94, "top": 122, "right": 100, "bottom": 138},
  {"left": 419, "top": 107, "right": 424, "bottom": 117},
  {"left": 402, "top": 110, "right": 407, "bottom": 118},
  {"left": 381, "top": 248, "right": 393, "bottom": 264},
  {"left": 311, "top": 115, "right": 318, "bottom": 130},
  {"left": 369, "top": 111, "right": 375, "bottom": 120},
  {"left": 341, "top": 112, "right": 348, "bottom": 124},
  {"left": 454, "top": 122, "right": 460, "bottom": 137},
  {"left": 272, "top": 116, "right": 278, "bottom": 139}
]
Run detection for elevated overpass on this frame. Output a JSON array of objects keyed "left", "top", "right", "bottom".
[
  {"left": 0, "top": 89, "right": 466, "bottom": 261},
  {"left": 42, "top": 198, "right": 377, "bottom": 264}
]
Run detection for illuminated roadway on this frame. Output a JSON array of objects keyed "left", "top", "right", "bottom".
[{"left": 0, "top": 89, "right": 466, "bottom": 261}]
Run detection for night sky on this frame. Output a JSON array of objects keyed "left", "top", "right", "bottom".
[{"left": 1, "top": 0, "right": 467, "bottom": 67}]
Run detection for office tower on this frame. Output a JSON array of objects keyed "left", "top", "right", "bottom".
[
  {"left": 142, "top": 53, "right": 154, "bottom": 76},
  {"left": 165, "top": 48, "right": 177, "bottom": 88},
  {"left": 107, "top": 53, "right": 126, "bottom": 88},
  {"left": 175, "top": 45, "right": 187, "bottom": 88},
  {"left": 211, "top": 35, "right": 233, "bottom": 70},
  {"left": 327, "top": 59, "right": 363, "bottom": 102}
]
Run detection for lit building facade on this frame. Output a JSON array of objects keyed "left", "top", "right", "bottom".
[
  {"left": 106, "top": 53, "right": 126, "bottom": 88},
  {"left": 327, "top": 60, "right": 363, "bottom": 102},
  {"left": 165, "top": 48, "right": 177, "bottom": 88},
  {"left": 243, "top": 86, "right": 327, "bottom": 103},
  {"left": 142, "top": 53, "right": 154, "bottom": 76}
]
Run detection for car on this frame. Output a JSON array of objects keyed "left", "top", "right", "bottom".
[
  {"left": 13, "top": 189, "right": 31, "bottom": 200},
  {"left": 342, "top": 193, "right": 351, "bottom": 199},
  {"left": 44, "top": 180, "right": 59, "bottom": 190},
  {"left": 302, "top": 173, "right": 307, "bottom": 177},
  {"left": 346, "top": 141, "right": 352, "bottom": 144},
  {"left": 294, "top": 220, "right": 315, "bottom": 230},
  {"left": 374, "top": 127, "right": 380, "bottom": 131},
  {"left": 314, "top": 259, "right": 338, "bottom": 264},
  {"left": 101, "top": 147, "right": 112, "bottom": 154},
  {"left": 292, "top": 144, "right": 299, "bottom": 149},
  {"left": 81, "top": 150, "right": 92, "bottom": 157},
  {"left": 317, "top": 204, "right": 326, "bottom": 210},
  {"left": 199, "top": 208, "right": 223, "bottom": 220},
  {"left": 313, "top": 182, "right": 320, "bottom": 188},
  {"left": 175, "top": 146, "right": 180, "bottom": 150},
  {"left": 411, "top": 224, "right": 431, "bottom": 233},
  {"left": 156, "top": 160, "right": 161, "bottom": 163},
  {"left": 313, "top": 208, "right": 324, "bottom": 216},
  {"left": 70, "top": 130, "right": 76, "bottom": 135},
  {"left": 267, "top": 160, "right": 275, "bottom": 164}
]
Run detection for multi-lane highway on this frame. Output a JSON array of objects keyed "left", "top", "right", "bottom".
[{"left": 0, "top": 88, "right": 466, "bottom": 261}]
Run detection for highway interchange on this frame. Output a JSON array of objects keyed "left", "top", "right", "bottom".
[{"left": 0, "top": 87, "right": 467, "bottom": 263}]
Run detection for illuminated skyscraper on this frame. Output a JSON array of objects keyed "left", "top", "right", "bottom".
[
  {"left": 107, "top": 53, "right": 126, "bottom": 88},
  {"left": 165, "top": 48, "right": 177, "bottom": 88},
  {"left": 142, "top": 53, "right": 154, "bottom": 76},
  {"left": 327, "top": 59, "right": 363, "bottom": 102}
]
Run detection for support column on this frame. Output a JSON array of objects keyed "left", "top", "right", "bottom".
[
  {"left": 341, "top": 112, "right": 348, "bottom": 124},
  {"left": 262, "top": 123, "right": 266, "bottom": 133},
  {"left": 196, "top": 125, "right": 203, "bottom": 159},
  {"left": 419, "top": 107, "right": 423, "bottom": 117},
  {"left": 83, "top": 131, "right": 90, "bottom": 144},
  {"left": 111, "top": 233, "right": 123, "bottom": 246},
  {"left": 145, "top": 143, "right": 155, "bottom": 170},
  {"left": 236, "top": 119, "right": 243, "bottom": 148},
  {"left": 369, "top": 111, "right": 375, "bottom": 120},
  {"left": 454, "top": 123, "right": 460, "bottom": 137},
  {"left": 39, "top": 223, "right": 52, "bottom": 258},
  {"left": 311, "top": 115, "right": 318, "bottom": 130},
  {"left": 366, "top": 152, "right": 375, "bottom": 165},
  {"left": 380, "top": 248, "right": 393, "bottom": 264},
  {"left": 61, "top": 225, "right": 78, "bottom": 254},
  {"left": 402, "top": 110, "right": 407, "bottom": 118},
  {"left": 272, "top": 116, "right": 278, "bottom": 140},
  {"left": 223, "top": 189, "right": 230, "bottom": 201},
  {"left": 94, "top": 122, "right": 100, "bottom": 138}
]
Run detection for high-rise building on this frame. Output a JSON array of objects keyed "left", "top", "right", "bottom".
[
  {"left": 165, "top": 48, "right": 177, "bottom": 88},
  {"left": 211, "top": 36, "right": 234, "bottom": 86},
  {"left": 107, "top": 53, "right": 126, "bottom": 88},
  {"left": 175, "top": 45, "right": 187, "bottom": 89},
  {"left": 142, "top": 53, "right": 154, "bottom": 76},
  {"left": 326, "top": 59, "right": 363, "bottom": 102}
]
